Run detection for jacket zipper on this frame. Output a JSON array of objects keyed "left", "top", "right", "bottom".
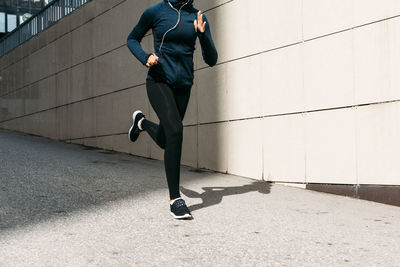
[{"left": 177, "top": 10, "right": 181, "bottom": 87}]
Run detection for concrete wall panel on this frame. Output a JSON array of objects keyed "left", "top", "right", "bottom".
[
  {"left": 95, "top": 94, "right": 113, "bottom": 137},
  {"left": 83, "top": 137, "right": 97, "bottom": 148},
  {"left": 15, "top": 60, "right": 24, "bottom": 90},
  {"left": 198, "top": 122, "right": 229, "bottom": 173},
  {"left": 56, "top": 106, "right": 69, "bottom": 140},
  {"left": 182, "top": 125, "right": 198, "bottom": 168},
  {"left": 71, "top": 20, "right": 94, "bottom": 66},
  {"left": 304, "top": 31, "right": 354, "bottom": 111},
  {"left": 69, "top": 0, "right": 96, "bottom": 30},
  {"left": 197, "top": 55, "right": 264, "bottom": 123},
  {"left": 354, "top": 17, "right": 400, "bottom": 105},
  {"left": 227, "top": 118, "right": 263, "bottom": 180},
  {"left": 96, "top": 135, "right": 113, "bottom": 151},
  {"left": 113, "top": 134, "right": 133, "bottom": 155},
  {"left": 55, "top": 69, "right": 71, "bottom": 106},
  {"left": 264, "top": 114, "right": 306, "bottom": 183},
  {"left": 94, "top": 0, "right": 126, "bottom": 17},
  {"left": 39, "top": 109, "right": 57, "bottom": 139},
  {"left": 303, "top": 0, "right": 353, "bottom": 39},
  {"left": 224, "top": 57, "right": 262, "bottom": 120},
  {"left": 196, "top": 63, "right": 228, "bottom": 124},
  {"left": 71, "top": 60, "right": 94, "bottom": 102},
  {"left": 261, "top": 44, "right": 304, "bottom": 116},
  {"left": 305, "top": 108, "right": 357, "bottom": 184},
  {"left": 54, "top": 33, "right": 73, "bottom": 73},
  {"left": 150, "top": 141, "right": 163, "bottom": 161},
  {"left": 110, "top": 46, "right": 148, "bottom": 92},
  {"left": 45, "top": 13, "right": 72, "bottom": 45},
  {"left": 353, "top": 0, "right": 400, "bottom": 26},
  {"left": 37, "top": 75, "right": 57, "bottom": 112},
  {"left": 25, "top": 83, "right": 39, "bottom": 115},
  {"left": 356, "top": 102, "right": 400, "bottom": 185}
]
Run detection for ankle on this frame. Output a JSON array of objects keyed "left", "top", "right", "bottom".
[
  {"left": 170, "top": 197, "right": 182, "bottom": 204},
  {"left": 138, "top": 117, "right": 145, "bottom": 130}
]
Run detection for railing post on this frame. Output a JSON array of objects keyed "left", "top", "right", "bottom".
[
  {"left": 61, "top": 0, "right": 64, "bottom": 18},
  {"left": 0, "top": 0, "right": 92, "bottom": 58}
]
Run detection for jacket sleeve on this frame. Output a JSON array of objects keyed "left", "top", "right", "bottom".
[
  {"left": 197, "top": 15, "right": 218, "bottom": 67},
  {"left": 126, "top": 7, "right": 154, "bottom": 66}
]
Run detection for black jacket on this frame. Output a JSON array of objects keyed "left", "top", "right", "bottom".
[{"left": 126, "top": 0, "right": 218, "bottom": 87}]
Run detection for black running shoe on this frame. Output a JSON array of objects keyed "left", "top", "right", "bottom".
[
  {"left": 170, "top": 198, "right": 193, "bottom": 219},
  {"left": 128, "top": 110, "right": 145, "bottom": 142}
]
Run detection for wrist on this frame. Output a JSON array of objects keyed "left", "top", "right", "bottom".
[{"left": 144, "top": 53, "right": 152, "bottom": 65}]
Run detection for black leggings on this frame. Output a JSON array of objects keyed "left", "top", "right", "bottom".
[{"left": 141, "top": 79, "right": 191, "bottom": 199}]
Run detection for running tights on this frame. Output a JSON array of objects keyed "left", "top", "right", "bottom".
[{"left": 141, "top": 79, "right": 191, "bottom": 200}]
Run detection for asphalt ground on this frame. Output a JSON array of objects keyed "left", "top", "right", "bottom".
[{"left": 0, "top": 129, "right": 399, "bottom": 266}]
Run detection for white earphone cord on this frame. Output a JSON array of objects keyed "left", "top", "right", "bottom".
[{"left": 158, "top": 0, "right": 190, "bottom": 56}]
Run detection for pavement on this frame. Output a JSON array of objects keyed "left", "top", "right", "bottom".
[{"left": 0, "top": 129, "right": 399, "bottom": 266}]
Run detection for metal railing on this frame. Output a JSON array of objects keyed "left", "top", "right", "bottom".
[{"left": 0, "top": 0, "right": 91, "bottom": 58}]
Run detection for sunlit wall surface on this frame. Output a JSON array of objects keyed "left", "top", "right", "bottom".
[{"left": 0, "top": 0, "right": 400, "bottom": 187}]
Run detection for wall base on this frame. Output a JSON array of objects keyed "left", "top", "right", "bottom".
[{"left": 306, "top": 183, "right": 400, "bottom": 207}]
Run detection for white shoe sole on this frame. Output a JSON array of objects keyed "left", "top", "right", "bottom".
[
  {"left": 128, "top": 110, "right": 143, "bottom": 141},
  {"left": 170, "top": 212, "right": 193, "bottom": 219}
]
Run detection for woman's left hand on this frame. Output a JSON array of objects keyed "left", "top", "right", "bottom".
[{"left": 194, "top": 11, "right": 206, "bottom": 33}]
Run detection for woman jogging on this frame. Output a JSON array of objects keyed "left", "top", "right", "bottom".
[{"left": 126, "top": 0, "right": 218, "bottom": 219}]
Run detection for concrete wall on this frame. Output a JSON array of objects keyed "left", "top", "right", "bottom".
[{"left": 1, "top": 0, "right": 400, "bottom": 186}]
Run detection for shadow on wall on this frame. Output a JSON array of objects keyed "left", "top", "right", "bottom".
[{"left": 190, "top": 0, "right": 229, "bottom": 175}]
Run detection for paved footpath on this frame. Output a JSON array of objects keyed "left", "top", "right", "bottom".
[{"left": 0, "top": 129, "right": 399, "bottom": 266}]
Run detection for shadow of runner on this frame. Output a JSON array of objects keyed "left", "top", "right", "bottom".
[{"left": 181, "top": 181, "right": 271, "bottom": 212}]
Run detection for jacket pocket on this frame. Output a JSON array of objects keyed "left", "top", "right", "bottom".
[{"left": 148, "top": 56, "right": 166, "bottom": 82}]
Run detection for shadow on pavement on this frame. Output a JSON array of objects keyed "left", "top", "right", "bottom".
[
  {"left": 181, "top": 181, "right": 271, "bottom": 212},
  {"left": 0, "top": 129, "right": 171, "bottom": 232}
]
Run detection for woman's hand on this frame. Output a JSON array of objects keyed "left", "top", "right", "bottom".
[
  {"left": 146, "top": 54, "right": 159, "bottom": 67},
  {"left": 194, "top": 11, "right": 206, "bottom": 33}
]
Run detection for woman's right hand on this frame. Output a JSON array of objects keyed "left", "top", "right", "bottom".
[{"left": 146, "top": 54, "right": 159, "bottom": 67}]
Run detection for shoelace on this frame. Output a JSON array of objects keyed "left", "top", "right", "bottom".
[{"left": 174, "top": 199, "right": 185, "bottom": 208}]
